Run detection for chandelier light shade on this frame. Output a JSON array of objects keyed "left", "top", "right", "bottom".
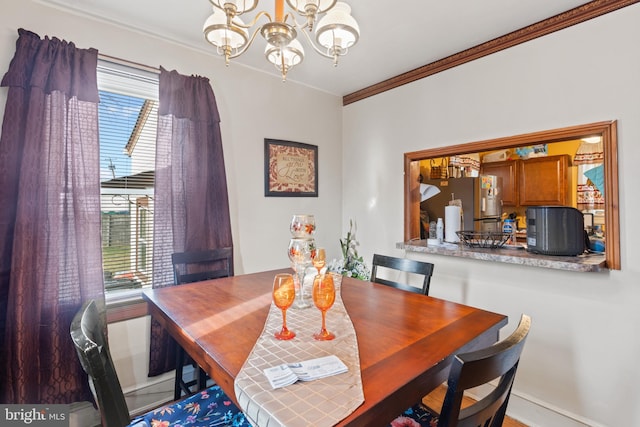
[
  {"left": 209, "top": 0, "right": 259, "bottom": 16},
  {"left": 286, "top": 0, "right": 337, "bottom": 15},
  {"left": 286, "top": 0, "right": 337, "bottom": 29},
  {"left": 265, "top": 38, "right": 305, "bottom": 76},
  {"left": 203, "top": 0, "right": 359, "bottom": 81},
  {"left": 315, "top": 2, "right": 359, "bottom": 64},
  {"left": 203, "top": 8, "right": 250, "bottom": 64}
]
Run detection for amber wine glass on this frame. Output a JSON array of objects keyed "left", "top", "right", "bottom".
[
  {"left": 312, "top": 274, "right": 336, "bottom": 341},
  {"left": 273, "top": 273, "right": 296, "bottom": 340},
  {"left": 312, "top": 247, "right": 326, "bottom": 275}
]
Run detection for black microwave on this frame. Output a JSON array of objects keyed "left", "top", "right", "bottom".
[{"left": 526, "top": 206, "right": 586, "bottom": 256}]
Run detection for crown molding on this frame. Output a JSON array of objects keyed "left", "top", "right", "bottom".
[{"left": 343, "top": 0, "right": 639, "bottom": 106}]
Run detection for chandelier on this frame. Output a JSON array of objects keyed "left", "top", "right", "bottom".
[{"left": 203, "top": 0, "right": 360, "bottom": 81}]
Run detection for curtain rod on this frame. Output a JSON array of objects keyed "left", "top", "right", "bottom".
[{"left": 98, "top": 53, "right": 160, "bottom": 74}]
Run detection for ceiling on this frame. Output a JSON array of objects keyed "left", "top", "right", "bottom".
[{"left": 42, "top": 0, "right": 594, "bottom": 96}]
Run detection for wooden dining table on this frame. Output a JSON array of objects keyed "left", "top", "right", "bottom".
[{"left": 143, "top": 268, "right": 508, "bottom": 427}]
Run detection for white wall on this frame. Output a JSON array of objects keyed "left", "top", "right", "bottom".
[
  {"left": 1, "top": 0, "right": 344, "bottom": 394},
  {"left": 343, "top": 5, "right": 640, "bottom": 427}
]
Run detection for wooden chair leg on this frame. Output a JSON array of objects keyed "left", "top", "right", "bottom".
[
  {"left": 174, "top": 347, "right": 185, "bottom": 400},
  {"left": 197, "top": 367, "right": 207, "bottom": 390},
  {"left": 176, "top": 345, "right": 211, "bottom": 399}
]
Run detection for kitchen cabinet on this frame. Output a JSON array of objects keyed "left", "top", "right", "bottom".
[
  {"left": 480, "top": 154, "right": 571, "bottom": 207},
  {"left": 518, "top": 154, "right": 571, "bottom": 206}
]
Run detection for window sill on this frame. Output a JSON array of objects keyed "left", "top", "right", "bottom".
[
  {"left": 106, "top": 290, "right": 149, "bottom": 323},
  {"left": 398, "top": 240, "right": 607, "bottom": 272}
]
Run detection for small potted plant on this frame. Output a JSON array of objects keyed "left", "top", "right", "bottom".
[{"left": 327, "top": 219, "right": 370, "bottom": 281}]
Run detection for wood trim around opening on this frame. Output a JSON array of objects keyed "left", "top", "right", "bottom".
[
  {"left": 403, "top": 120, "right": 620, "bottom": 270},
  {"left": 343, "top": 0, "right": 640, "bottom": 106}
]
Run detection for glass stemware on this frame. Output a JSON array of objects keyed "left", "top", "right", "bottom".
[
  {"left": 288, "top": 238, "right": 315, "bottom": 309},
  {"left": 312, "top": 274, "right": 336, "bottom": 341},
  {"left": 290, "top": 214, "right": 316, "bottom": 238},
  {"left": 312, "top": 247, "right": 326, "bottom": 275},
  {"left": 272, "top": 273, "right": 296, "bottom": 340}
]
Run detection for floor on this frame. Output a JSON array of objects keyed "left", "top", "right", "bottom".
[
  {"left": 72, "top": 375, "right": 528, "bottom": 426},
  {"left": 69, "top": 375, "right": 175, "bottom": 427},
  {"left": 422, "top": 385, "right": 528, "bottom": 427}
]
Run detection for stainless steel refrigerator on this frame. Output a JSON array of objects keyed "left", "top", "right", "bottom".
[{"left": 420, "top": 175, "right": 503, "bottom": 232}]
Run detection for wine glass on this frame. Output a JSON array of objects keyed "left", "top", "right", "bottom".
[
  {"left": 312, "top": 247, "right": 326, "bottom": 275},
  {"left": 272, "top": 273, "right": 296, "bottom": 340},
  {"left": 288, "top": 238, "right": 314, "bottom": 309},
  {"left": 312, "top": 274, "right": 336, "bottom": 341}
]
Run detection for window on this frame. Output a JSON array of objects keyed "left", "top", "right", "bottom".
[{"left": 97, "top": 60, "right": 159, "bottom": 301}]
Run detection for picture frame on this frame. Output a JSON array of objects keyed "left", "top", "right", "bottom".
[{"left": 264, "top": 138, "right": 318, "bottom": 197}]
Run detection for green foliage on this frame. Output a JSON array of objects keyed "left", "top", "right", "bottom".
[{"left": 328, "top": 219, "right": 370, "bottom": 281}]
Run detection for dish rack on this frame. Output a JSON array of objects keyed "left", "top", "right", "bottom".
[{"left": 456, "top": 231, "right": 511, "bottom": 249}]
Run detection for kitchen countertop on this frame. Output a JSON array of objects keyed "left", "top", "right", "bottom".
[{"left": 398, "top": 240, "right": 607, "bottom": 272}]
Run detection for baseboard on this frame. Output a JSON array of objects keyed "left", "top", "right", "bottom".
[
  {"left": 69, "top": 372, "right": 180, "bottom": 426},
  {"left": 469, "top": 384, "right": 603, "bottom": 427},
  {"left": 507, "top": 389, "right": 605, "bottom": 427},
  {"left": 125, "top": 375, "right": 175, "bottom": 417}
]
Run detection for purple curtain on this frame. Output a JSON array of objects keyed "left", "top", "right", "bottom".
[
  {"left": 148, "top": 67, "right": 232, "bottom": 376},
  {"left": 0, "top": 29, "right": 103, "bottom": 404}
]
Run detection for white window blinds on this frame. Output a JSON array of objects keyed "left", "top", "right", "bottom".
[{"left": 97, "top": 59, "right": 159, "bottom": 298}]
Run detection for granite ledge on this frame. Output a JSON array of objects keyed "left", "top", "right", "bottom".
[{"left": 397, "top": 240, "right": 606, "bottom": 272}]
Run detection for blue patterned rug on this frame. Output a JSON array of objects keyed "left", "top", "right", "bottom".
[{"left": 389, "top": 403, "right": 439, "bottom": 427}]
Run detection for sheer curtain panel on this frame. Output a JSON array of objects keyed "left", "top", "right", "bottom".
[
  {"left": 148, "top": 67, "right": 233, "bottom": 376},
  {"left": 0, "top": 29, "right": 103, "bottom": 404}
]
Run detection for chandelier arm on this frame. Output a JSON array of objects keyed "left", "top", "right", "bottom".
[
  {"left": 228, "top": 10, "right": 297, "bottom": 29},
  {"left": 230, "top": 10, "right": 273, "bottom": 29},
  {"left": 296, "top": 25, "right": 335, "bottom": 60},
  {"left": 286, "top": 13, "right": 312, "bottom": 32},
  {"left": 284, "top": 12, "right": 298, "bottom": 26},
  {"left": 228, "top": 27, "right": 264, "bottom": 59},
  {"left": 226, "top": 12, "right": 301, "bottom": 60}
]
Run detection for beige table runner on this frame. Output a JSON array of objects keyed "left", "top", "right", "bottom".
[{"left": 234, "top": 283, "right": 364, "bottom": 427}]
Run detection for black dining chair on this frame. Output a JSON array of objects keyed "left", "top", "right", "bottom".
[
  {"left": 70, "top": 299, "right": 245, "bottom": 427},
  {"left": 171, "top": 247, "right": 233, "bottom": 400},
  {"left": 389, "top": 313, "right": 532, "bottom": 427},
  {"left": 371, "top": 254, "right": 435, "bottom": 295},
  {"left": 172, "top": 247, "right": 234, "bottom": 285}
]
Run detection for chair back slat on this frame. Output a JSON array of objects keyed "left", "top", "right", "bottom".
[
  {"left": 172, "top": 247, "right": 233, "bottom": 285},
  {"left": 438, "top": 314, "right": 531, "bottom": 427},
  {"left": 371, "top": 254, "right": 434, "bottom": 295}
]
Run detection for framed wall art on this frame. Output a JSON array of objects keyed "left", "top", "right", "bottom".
[{"left": 264, "top": 138, "right": 318, "bottom": 197}]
